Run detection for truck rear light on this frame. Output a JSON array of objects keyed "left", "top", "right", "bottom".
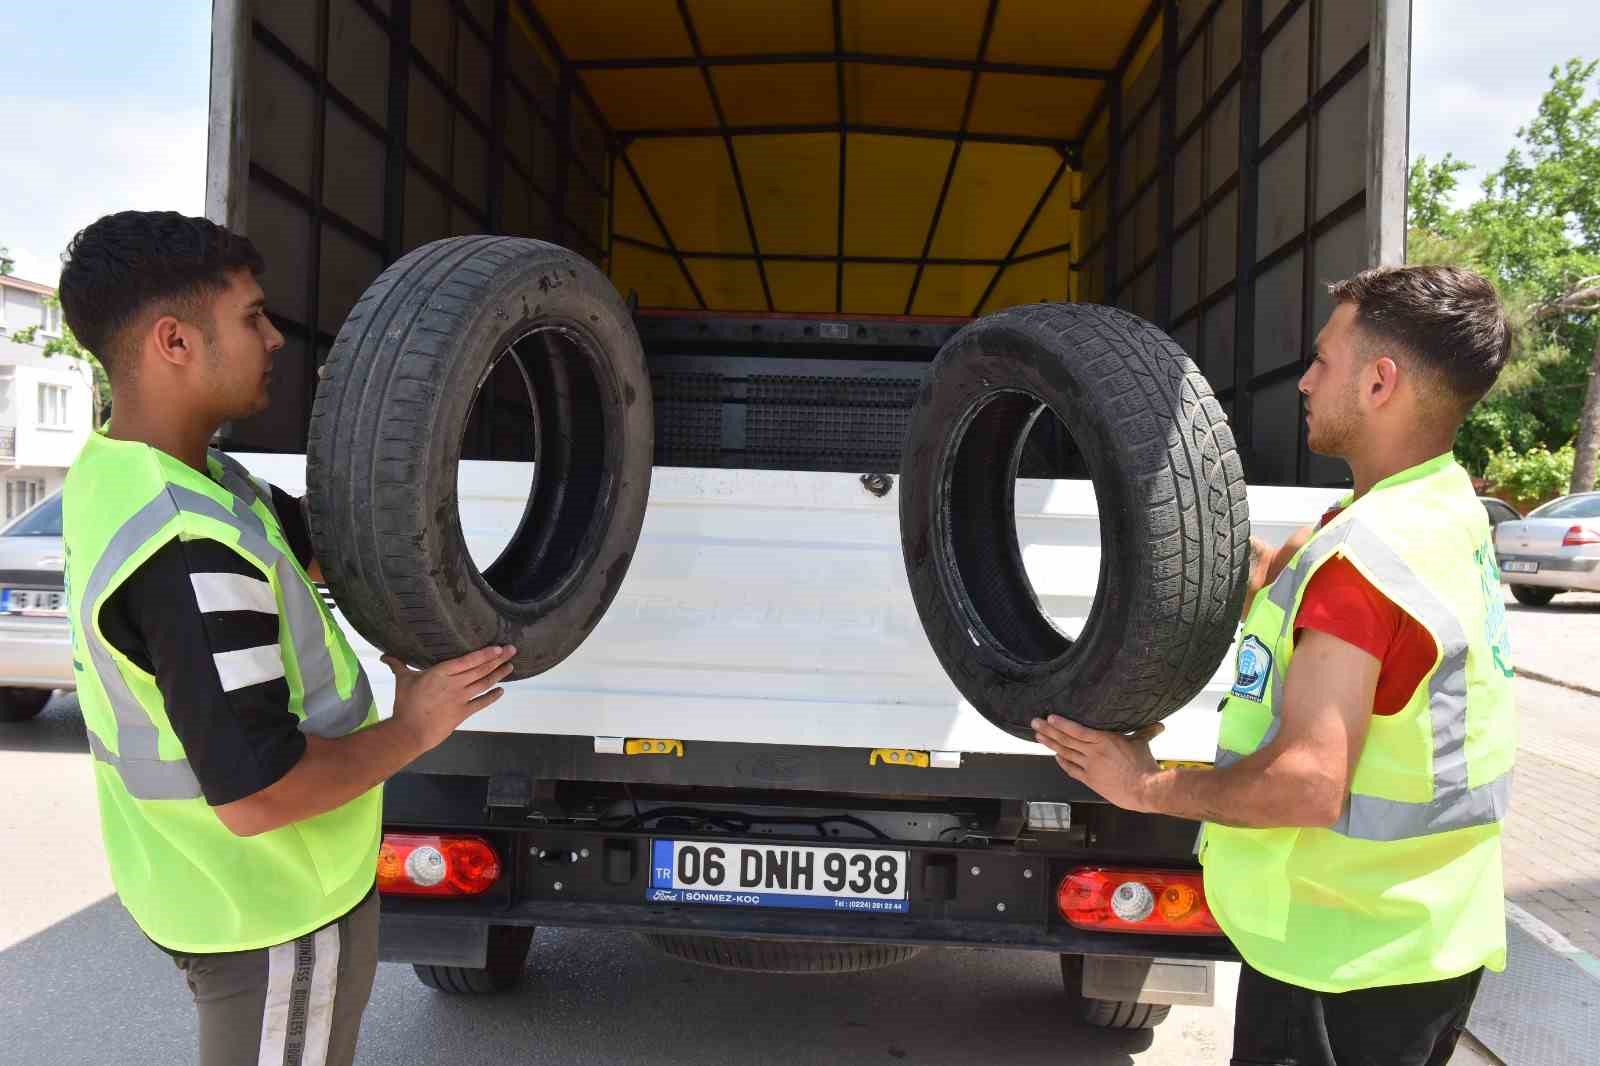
[
  {"left": 377, "top": 833, "right": 501, "bottom": 897},
  {"left": 1057, "top": 867, "right": 1220, "bottom": 936},
  {"left": 1562, "top": 525, "right": 1600, "bottom": 547}
]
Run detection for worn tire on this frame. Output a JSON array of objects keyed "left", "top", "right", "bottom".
[
  {"left": 1509, "top": 584, "right": 1556, "bottom": 607},
  {"left": 899, "top": 303, "right": 1249, "bottom": 735},
  {"left": 0, "top": 687, "right": 51, "bottom": 722},
  {"left": 413, "top": 924, "right": 535, "bottom": 994},
  {"left": 641, "top": 934, "right": 923, "bottom": 974},
  {"left": 307, "top": 237, "right": 652, "bottom": 678},
  {"left": 1059, "top": 955, "right": 1172, "bottom": 1030}
]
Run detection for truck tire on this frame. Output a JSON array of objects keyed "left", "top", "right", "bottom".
[
  {"left": 412, "top": 924, "right": 535, "bottom": 994},
  {"left": 1059, "top": 954, "right": 1171, "bottom": 1030},
  {"left": 641, "top": 934, "right": 923, "bottom": 974},
  {"left": 1509, "top": 584, "right": 1556, "bottom": 607},
  {"left": 899, "top": 303, "right": 1249, "bottom": 735},
  {"left": 0, "top": 687, "right": 51, "bottom": 722},
  {"left": 307, "top": 237, "right": 652, "bottom": 678}
]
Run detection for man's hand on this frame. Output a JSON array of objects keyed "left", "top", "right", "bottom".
[
  {"left": 384, "top": 645, "right": 518, "bottom": 751},
  {"left": 1030, "top": 717, "right": 1165, "bottom": 811}
]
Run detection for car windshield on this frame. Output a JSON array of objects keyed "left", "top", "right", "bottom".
[
  {"left": 1530, "top": 494, "right": 1600, "bottom": 520},
  {"left": 2, "top": 494, "right": 63, "bottom": 537}
]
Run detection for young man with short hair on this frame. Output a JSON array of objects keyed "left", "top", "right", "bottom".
[
  {"left": 1034, "top": 265, "right": 1517, "bottom": 1066},
  {"left": 59, "top": 210, "right": 517, "bottom": 1066}
]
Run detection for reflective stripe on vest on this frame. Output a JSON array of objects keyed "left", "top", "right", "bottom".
[
  {"left": 1215, "top": 516, "right": 1510, "bottom": 841},
  {"left": 80, "top": 460, "right": 371, "bottom": 801}
]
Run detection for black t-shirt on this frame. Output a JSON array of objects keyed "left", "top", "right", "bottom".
[{"left": 98, "top": 485, "right": 316, "bottom": 807}]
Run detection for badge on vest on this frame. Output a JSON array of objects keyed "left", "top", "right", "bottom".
[{"left": 1230, "top": 635, "right": 1273, "bottom": 702}]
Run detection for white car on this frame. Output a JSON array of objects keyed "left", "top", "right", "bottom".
[
  {"left": 0, "top": 491, "right": 71, "bottom": 721},
  {"left": 1492, "top": 491, "right": 1600, "bottom": 606}
]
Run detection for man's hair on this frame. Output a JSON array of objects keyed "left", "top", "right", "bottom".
[
  {"left": 1327, "top": 265, "right": 1512, "bottom": 412},
  {"left": 57, "top": 211, "right": 264, "bottom": 379}
]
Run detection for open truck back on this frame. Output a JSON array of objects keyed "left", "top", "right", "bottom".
[{"left": 208, "top": 0, "right": 1406, "bottom": 1024}]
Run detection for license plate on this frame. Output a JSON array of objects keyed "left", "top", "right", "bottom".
[
  {"left": 1501, "top": 560, "right": 1539, "bottom": 574},
  {"left": 0, "top": 588, "right": 65, "bottom": 615},
  {"left": 646, "top": 840, "right": 910, "bottom": 913}
]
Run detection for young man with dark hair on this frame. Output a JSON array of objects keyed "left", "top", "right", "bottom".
[
  {"left": 59, "top": 211, "right": 517, "bottom": 1066},
  {"left": 1033, "top": 265, "right": 1517, "bottom": 1065}
]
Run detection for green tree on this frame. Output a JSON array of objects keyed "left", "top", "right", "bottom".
[
  {"left": 0, "top": 246, "right": 13, "bottom": 276},
  {"left": 1408, "top": 59, "right": 1600, "bottom": 493},
  {"left": 11, "top": 296, "right": 110, "bottom": 426}
]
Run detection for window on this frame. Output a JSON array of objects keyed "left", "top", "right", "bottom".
[
  {"left": 41, "top": 300, "right": 62, "bottom": 337},
  {"left": 1481, "top": 499, "right": 1518, "bottom": 526},
  {"left": 1531, "top": 493, "right": 1600, "bottom": 520},
  {"left": 37, "top": 383, "right": 70, "bottom": 428},
  {"left": 4, "top": 480, "right": 47, "bottom": 523},
  {"left": 3, "top": 490, "right": 60, "bottom": 534}
]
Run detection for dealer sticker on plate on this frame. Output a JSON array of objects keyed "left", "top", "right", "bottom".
[{"left": 646, "top": 840, "right": 910, "bottom": 913}]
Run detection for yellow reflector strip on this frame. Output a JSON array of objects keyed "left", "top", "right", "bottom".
[
  {"left": 870, "top": 748, "right": 930, "bottom": 768},
  {"left": 1158, "top": 760, "right": 1215, "bottom": 771},
  {"left": 625, "top": 739, "right": 685, "bottom": 757}
]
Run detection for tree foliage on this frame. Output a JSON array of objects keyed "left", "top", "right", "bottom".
[
  {"left": 1408, "top": 59, "right": 1600, "bottom": 490},
  {"left": 0, "top": 245, "right": 12, "bottom": 276}
]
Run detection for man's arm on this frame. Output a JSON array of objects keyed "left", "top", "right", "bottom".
[
  {"left": 1032, "top": 628, "right": 1379, "bottom": 829},
  {"left": 213, "top": 646, "right": 514, "bottom": 837},
  {"left": 1241, "top": 524, "right": 1313, "bottom": 622}
]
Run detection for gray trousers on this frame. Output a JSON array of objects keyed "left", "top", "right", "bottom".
[{"left": 171, "top": 891, "right": 379, "bottom": 1066}]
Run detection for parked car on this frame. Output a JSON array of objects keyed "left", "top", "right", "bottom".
[
  {"left": 0, "top": 491, "right": 71, "bottom": 721},
  {"left": 1480, "top": 496, "right": 1521, "bottom": 529},
  {"left": 1492, "top": 491, "right": 1600, "bottom": 606}
]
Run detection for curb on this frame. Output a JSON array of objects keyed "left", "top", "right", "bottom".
[{"left": 1514, "top": 668, "right": 1600, "bottom": 701}]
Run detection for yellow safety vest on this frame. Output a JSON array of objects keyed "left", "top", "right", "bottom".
[
  {"left": 1200, "top": 454, "right": 1515, "bottom": 991},
  {"left": 64, "top": 432, "right": 381, "bottom": 953}
]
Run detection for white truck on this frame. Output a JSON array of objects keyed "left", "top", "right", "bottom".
[{"left": 209, "top": 0, "right": 1402, "bottom": 1028}]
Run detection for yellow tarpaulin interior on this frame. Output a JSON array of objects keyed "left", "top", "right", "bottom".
[{"left": 521, "top": 1, "right": 1161, "bottom": 316}]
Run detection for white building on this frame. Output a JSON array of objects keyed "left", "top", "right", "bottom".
[{"left": 0, "top": 274, "right": 94, "bottom": 522}]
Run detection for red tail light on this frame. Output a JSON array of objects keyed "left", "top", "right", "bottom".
[
  {"left": 377, "top": 833, "right": 501, "bottom": 897},
  {"left": 1562, "top": 525, "right": 1600, "bottom": 547},
  {"left": 1057, "top": 867, "right": 1220, "bottom": 936}
]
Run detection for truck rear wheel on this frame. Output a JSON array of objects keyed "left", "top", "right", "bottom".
[
  {"left": 307, "top": 236, "right": 652, "bottom": 679},
  {"left": 641, "top": 934, "right": 923, "bottom": 974},
  {"left": 1060, "top": 954, "right": 1172, "bottom": 1030},
  {"left": 899, "top": 303, "right": 1249, "bottom": 735},
  {"left": 412, "top": 924, "right": 535, "bottom": 994},
  {"left": 0, "top": 688, "right": 51, "bottom": 722}
]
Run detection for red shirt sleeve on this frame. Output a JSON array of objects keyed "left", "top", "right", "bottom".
[{"left": 1292, "top": 555, "right": 1438, "bottom": 716}]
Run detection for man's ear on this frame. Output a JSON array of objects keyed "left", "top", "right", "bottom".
[
  {"left": 151, "top": 314, "right": 199, "bottom": 369},
  {"left": 1366, "top": 354, "right": 1400, "bottom": 409}
]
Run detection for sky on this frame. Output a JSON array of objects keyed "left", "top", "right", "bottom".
[{"left": 0, "top": 0, "right": 1592, "bottom": 287}]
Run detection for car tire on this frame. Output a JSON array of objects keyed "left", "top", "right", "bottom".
[
  {"left": 1509, "top": 584, "right": 1557, "bottom": 607},
  {"left": 641, "top": 934, "right": 923, "bottom": 974},
  {"left": 0, "top": 687, "right": 52, "bottom": 722},
  {"left": 1060, "top": 954, "right": 1172, "bottom": 1030},
  {"left": 412, "top": 924, "right": 535, "bottom": 994},
  {"left": 898, "top": 303, "right": 1250, "bottom": 735},
  {"left": 306, "top": 236, "right": 652, "bottom": 678}
]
